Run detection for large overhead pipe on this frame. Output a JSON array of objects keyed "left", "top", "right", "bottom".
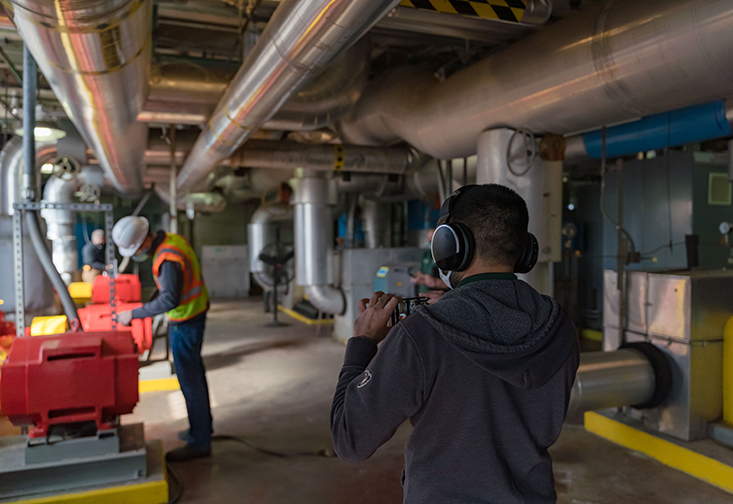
[
  {"left": 568, "top": 343, "right": 672, "bottom": 415},
  {"left": 565, "top": 99, "right": 733, "bottom": 162},
  {"left": 229, "top": 140, "right": 424, "bottom": 175},
  {"left": 294, "top": 172, "right": 344, "bottom": 315},
  {"left": 175, "top": 0, "right": 403, "bottom": 196},
  {"left": 8, "top": 0, "right": 152, "bottom": 195},
  {"left": 340, "top": 0, "right": 733, "bottom": 160},
  {"left": 154, "top": 186, "right": 227, "bottom": 214},
  {"left": 141, "top": 43, "right": 370, "bottom": 131}
]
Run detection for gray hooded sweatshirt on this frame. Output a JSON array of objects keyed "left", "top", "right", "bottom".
[{"left": 331, "top": 275, "right": 579, "bottom": 503}]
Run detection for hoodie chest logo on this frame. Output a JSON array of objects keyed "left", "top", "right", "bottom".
[{"left": 357, "top": 370, "right": 372, "bottom": 389}]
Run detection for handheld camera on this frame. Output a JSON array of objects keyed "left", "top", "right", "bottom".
[{"left": 391, "top": 297, "right": 429, "bottom": 326}]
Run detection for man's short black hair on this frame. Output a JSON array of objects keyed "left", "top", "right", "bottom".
[{"left": 451, "top": 184, "right": 529, "bottom": 266}]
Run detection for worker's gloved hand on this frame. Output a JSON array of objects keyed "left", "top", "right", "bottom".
[
  {"left": 354, "top": 291, "right": 401, "bottom": 343},
  {"left": 419, "top": 290, "right": 445, "bottom": 305},
  {"left": 116, "top": 310, "right": 133, "bottom": 327}
]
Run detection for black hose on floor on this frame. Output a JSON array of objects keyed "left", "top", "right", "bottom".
[
  {"left": 166, "top": 436, "right": 335, "bottom": 503},
  {"left": 211, "top": 435, "right": 335, "bottom": 458},
  {"left": 167, "top": 464, "right": 184, "bottom": 504}
]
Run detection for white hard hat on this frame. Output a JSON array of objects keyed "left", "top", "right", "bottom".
[{"left": 112, "top": 216, "right": 150, "bottom": 257}]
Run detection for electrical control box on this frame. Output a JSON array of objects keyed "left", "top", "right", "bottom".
[{"left": 374, "top": 263, "right": 418, "bottom": 299}]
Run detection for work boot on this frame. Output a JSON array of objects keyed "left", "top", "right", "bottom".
[
  {"left": 177, "top": 429, "right": 189, "bottom": 441},
  {"left": 166, "top": 444, "right": 211, "bottom": 463}
]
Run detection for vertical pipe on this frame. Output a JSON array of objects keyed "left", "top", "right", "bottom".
[
  {"left": 169, "top": 126, "right": 178, "bottom": 234},
  {"left": 616, "top": 158, "right": 626, "bottom": 344},
  {"left": 21, "top": 45, "right": 35, "bottom": 202},
  {"left": 724, "top": 316, "right": 733, "bottom": 425}
]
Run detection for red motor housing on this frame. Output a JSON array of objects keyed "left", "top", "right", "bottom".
[
  {"left": 91, "top": 274, "right": 142, "bottom": 304},
  {"left": 0, "top": 331, "right": 139, "bottom": 438},
  {"left": 77, "top": 302, "right": 153, "bottom": 354}
]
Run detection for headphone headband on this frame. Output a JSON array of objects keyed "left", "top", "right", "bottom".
[{"left": 432, "top": 185, "right": 538, "bottom": 275}]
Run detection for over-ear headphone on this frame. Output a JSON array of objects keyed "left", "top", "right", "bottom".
[{"left": 431, "top": 186, "right": 539, "bottom": 275}]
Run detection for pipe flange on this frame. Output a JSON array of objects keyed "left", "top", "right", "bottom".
[{"left": 621, "top": 341, "right": 674, "bottom": 410}]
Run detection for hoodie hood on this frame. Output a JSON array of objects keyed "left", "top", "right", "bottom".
[{"left": 416, "top": 279, "right": 577, "bottom": 389}]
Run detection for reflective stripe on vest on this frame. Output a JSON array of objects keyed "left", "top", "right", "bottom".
[{"left": 152, "top": 233, "right": 209, "bottom": 322}]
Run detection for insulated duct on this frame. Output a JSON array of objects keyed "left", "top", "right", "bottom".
[
  {"left": 41, "top": 174, "right": 79, "bottom": 285},
  {"left": 340, "top": 0, "right": 733, "bottom": 160},
  {"left": 362, "top": 199, "right": 390, "bottom": 249},
  {"left": 141, "top": 42, "right": 370, "bottom": 130},
  {"left": 565, "top": 99, "right": 733, "bottom": 161},
  {"left": 0, "top": 137, "right": 57, "bottom": 216},
  {"left": 229, "top": 140, "right": 423, "bottom": 175},
  {"left": 294, "top": 172, "right": 344, "bottom": 314},
  {"left": 8, "top": 0, "right": 152, "bottom": 195},
  {"left": 175, "top": 0, "right": 403, "bottom": 196},
  {"left": 154, "top": 186, "right": 227, "bottom": 214},
  {"left": 248, "top": 204, "right": 294, "bottom": 290},
  {"left": 567, "top": 344, "right": 672, "bottom": 415}
]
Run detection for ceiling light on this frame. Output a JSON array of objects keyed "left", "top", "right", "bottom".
[{"left": 14, "top": 122, "right": 67, "bottom": 142}]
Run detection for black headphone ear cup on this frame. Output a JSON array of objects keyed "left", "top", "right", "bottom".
[
  {"left": 432, "top": 224, "right": 460, "bottom": 271},
  {"left": 515, "top": 233, "right": 539, "bottom": 274},
  {"left": 451, "top": 222, "right": 475, "bottom": 272}
]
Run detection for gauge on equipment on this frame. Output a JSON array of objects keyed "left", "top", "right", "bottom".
[{"left": 719, "top": 222, "right": 732, "bottom": 235}]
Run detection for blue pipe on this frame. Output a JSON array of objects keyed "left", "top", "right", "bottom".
[{"left": 583, "top": 100, "right": 733, "bottom": 159}]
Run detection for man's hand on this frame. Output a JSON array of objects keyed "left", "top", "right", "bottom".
[
  {"left": 353, "top": 291, "right": 401, "bottom": 343},
  {"left": 419, "top": 290, "right": 445, "bottom": 305},
  {"left": 116, "top": 310, "right": 133, "bottom": 327},
  {"left": 411, "top": 271, "right": 447, "bottom": 290}
]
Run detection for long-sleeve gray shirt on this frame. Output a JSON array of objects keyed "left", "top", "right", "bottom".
[
  {"left": 82, "top": 242, "right": 106, "bottom": 271},
  {"left": 131, "top": 260, "right": 182, "bottom": 319},
  {"left": 130, "top": 230, "right": 183, "bottom": 320}
]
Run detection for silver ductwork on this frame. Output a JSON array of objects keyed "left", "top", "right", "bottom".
[
  {"left": 0, "top": 137, "right": 57, "bottom": 216},
  {"left": 568, "top": 343, "right": 671, "bottom": 415},
  {"left": 248, "top": 204, "right": 294, "bottom": 290},
  {"left": 568, "top": 349, "right": 655, "bottom": 415},
  {"left": 340, "top": 0, "right": 733, "bottom": 160},
  {"left": 175, "top": 0, "right": 403, "bottom": 196},
  {"left": 230, "top": 140, "right": 423, "bottom": 175},
  {"left": 8, "top": 0, "right": 152, "bottom": 195},
  {"left": 41, "top": 173, "right": 79, "bottom": 284},
  {"left": 294, "top": 172, "right": 344, "bottom": 315},
  {"left": 0, "top": 216, "right": 56, "bottom": 318},
  {"left": 154, "top": 185, "right": 227, "bottom": 214},
  {"left": 141, "top": 43, "right": 369, "bottom": 130},
  {"left": 362, "top": 199, "right": 391, "bottom": 249}
]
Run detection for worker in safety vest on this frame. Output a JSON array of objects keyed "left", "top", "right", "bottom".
[{"left": 112, "top": 216, "right": 213, "bottom": 462}]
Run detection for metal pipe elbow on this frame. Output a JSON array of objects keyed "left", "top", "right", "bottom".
[{"left": 305, "top": 285, "right": 345, "bottom": 315}]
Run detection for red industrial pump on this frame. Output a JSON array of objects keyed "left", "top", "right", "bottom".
[{"left": 0, "top": 331, "right": 139, "bottom": 438}]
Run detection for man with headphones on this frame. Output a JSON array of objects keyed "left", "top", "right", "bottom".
[{"left": 331, "top": 184, "right": 579, "bottom": 503}]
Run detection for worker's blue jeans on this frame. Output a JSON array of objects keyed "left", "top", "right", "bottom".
[{"left": 170, "top": 314, "right": 213, "bottom": 447}]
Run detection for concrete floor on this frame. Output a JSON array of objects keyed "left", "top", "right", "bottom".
[{"left": 126, "top": 299, "right": 733, "bottom": 504}]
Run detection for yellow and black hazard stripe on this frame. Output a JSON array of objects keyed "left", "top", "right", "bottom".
[
  {"left": 333, "top": 144, "right": 345, "bottom": 171},
  {"left": 399, "top": 0, "right": 525, "bottom": 23}
]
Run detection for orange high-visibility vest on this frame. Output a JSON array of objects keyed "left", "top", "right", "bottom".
[{"left": 152, "top": 233, "right": 209, "bottom": 322}]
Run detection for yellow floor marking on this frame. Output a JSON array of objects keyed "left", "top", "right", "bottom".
[{"left": 585, "top": 411, "right": 733, "bottom": 494}]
